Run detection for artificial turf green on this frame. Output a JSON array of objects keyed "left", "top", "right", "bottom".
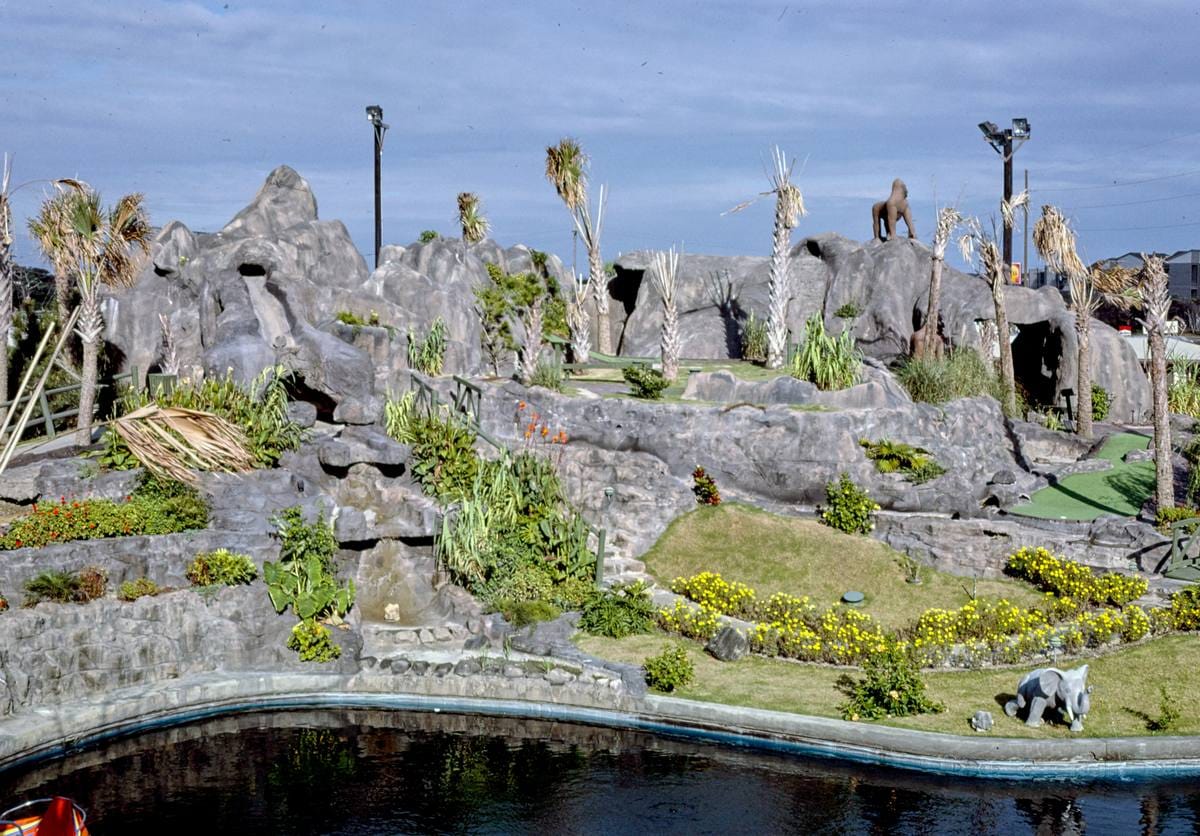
[{"left": 1009, "top": 432, "right": 1154, "bottom": 521}]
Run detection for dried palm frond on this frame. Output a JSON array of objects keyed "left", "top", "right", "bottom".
[
  {"left": 1001, "top": 189, "right": 1029, "bottom": 230},
  {"left": 113, "top": 404, "right": 256, "bottom": 485},
  {"left": 456, "top": 191, "right": 489, "bottom": 244},
  {"left": 931, "top": 207, "right": 963, "bottom": 259},
  {"left": 1091, "top": 263, "right": 1141, "bottom": 310},
  {"left": 1032, "top": 206, "right": 1085, "bottom": 278}
]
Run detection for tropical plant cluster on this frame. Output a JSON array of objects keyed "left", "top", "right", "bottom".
[
  {"left": 691, "top": 466, "right": 721, "bottom": 505},
  {"left": 22, "top": 566, "right": 107, "bottom": 606},
  {"left": 660, "top": 550, "right": 1193, "bottom": 672},
  {"left": 789, "top": 313, "right": 861, "bottom": 391},
  {"left": 474, "top": 263, "right": 567, "bottom": 377},
  {"left": 859, "top": 439, "right": 945, "bottom": 484},
  {"left": 1091, "top": 384, "right": 1111, "bottom": 422},
  {"left": 186, "top": 549, "right": 258, "bottom": 587},
  {"left": 100, "top": 367, "right": 303, "bottom": 470},
  {"left": 578, "top": 582, "right": 656, "bottom": 638},
  {"left": 819, "top": 473, "right": 879, "bottom": 534},
  {"left": 0, "top": 474, "right": 208, "bottom": 550},
  {"left": 264, "top": 507, "right": 355, "bottom": 662}
]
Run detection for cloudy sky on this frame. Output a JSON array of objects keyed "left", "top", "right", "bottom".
[{"left": 4, "top": 0, "right": 1200, "bottom": 273}]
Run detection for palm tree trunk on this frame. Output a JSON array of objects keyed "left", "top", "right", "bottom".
[
  {"left": 0, "top": 246, "right": 11, "bottom": 419},
  {"left": 992, "top": 277, "right": 1017, "bottom": 416},
  {"left": 75, "top": 291, "right": 102, "bottom": 447},
  {"left": 567, "top": 299, "right": 590, "bottom": 365},
  {"left": 661, "top": 302, "right": 680, "bottom": 383},
  {"left": 921, "top": 255, "right": 945, "bottom": 360},
  {"left": 1075, "top": 314, "right": 1093, "bottom": 439},
  {"left": 1150, "top": 328, "right": 1173, "bottom": 510},
  {"left": 55, "top": 270, "right": 70, "bottom": 333},
  {"left": 588, "top": 242, "right": 611, "bottom": 355},
  {"left": 766, "top": 200, "right": 792, "bottom": 370}
]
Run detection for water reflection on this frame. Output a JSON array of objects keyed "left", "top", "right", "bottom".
[{"left": 0, "top": 709, "right": 1197, "bottom": 834}]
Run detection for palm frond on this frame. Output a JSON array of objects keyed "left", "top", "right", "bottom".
[
  {"left": 545, "top": 137, "right": 588, "bottom": 211},
  {"left": 113, "top": 404, "right": 257, "bottom": 486},
  {"left": 456, "top": 191, "right": 489, "bottom": 244},
  {"left": 1001, "top": 189, "right": 1029, "bottom": 229}
]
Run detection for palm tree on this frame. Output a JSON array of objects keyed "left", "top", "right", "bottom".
[
  {"left": 649, "top": 246, "right": 681, "bottom": 382},
  {"left": 456, "top": 191, "right": 489, "bottom": 245},
  {"left": 565, "top": 269, "right": 590, "bottom": 365},
  {"left": 27, "top": 188, "right": 77, "bottom": 337},
  {"left": 730, "top": 147, "right": 806, "bottom": 369},
  {"left": 1140, "top": 255, "right": 1175, "bottom": 511},
  {"left": 545, "top": 138, "right": 613, "bottom": 355},
  {"left": 1033, "top": 205, "right": 1097, "bottom": 439},
  {"left": 918, "top": 206, "right": 963, "bottom": 360},
  {"left": 0, "top": 155, "right": 13, "bottom": 416},
  {"left": 31, "top": 186, "right": 150, "bottom": 445}
]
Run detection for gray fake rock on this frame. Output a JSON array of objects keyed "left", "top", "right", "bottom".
[
  {"left": 682, "top": 358, "right": 910, "bottom": 410},
  {"left": 317, "top": 426, "right": 409, "bottom": 471},
  {"left": 705, "top": 625, "right": 750, "bottom": 661},
  {"left": 332, "top": 395, "right": 383, "bottom": 426},
  {"left": 286, "top": 400, "right": 318, "bottom": 428},
  {"left": 970, "top": 710, "right": 994, "bottom": 732}
]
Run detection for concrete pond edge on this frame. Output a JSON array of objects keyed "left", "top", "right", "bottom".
[{"left": 3, "top": 671, "right": 1200, "bottom": 782}]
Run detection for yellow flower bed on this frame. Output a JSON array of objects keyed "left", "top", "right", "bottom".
[{"left": 1005, "top": 546, "right": 1148, "bottom": 607}]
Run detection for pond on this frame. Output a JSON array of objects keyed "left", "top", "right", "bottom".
[{"left": 1, "top": 709, "right": 1197, "bottom": 834}]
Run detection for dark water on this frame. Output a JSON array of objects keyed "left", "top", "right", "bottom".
[{"left": 1, "top": 709, "right": 1198, "bottom": 835}]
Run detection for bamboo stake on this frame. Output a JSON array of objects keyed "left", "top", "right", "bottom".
[{"left": 0, "top": 320, "right": 56, "bottom": 442}]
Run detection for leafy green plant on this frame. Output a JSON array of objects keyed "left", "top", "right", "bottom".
[
  {"left": 643, "top": 645, "right": 694, "bottom": 693},
  {"left": 98, "top": 366, "right": 303, "bottom": 470},
  {"left": 335, "top": 310, "right": 380, "bottom": 328},
  {"left": 859, "top": 439, "right": 945, "bottom": 485},
  {"left": 407, "top": 317, "right": 448, "bottom": 376},
  {"left": 418, "top": 230, "right": 440, "bottom": 243},
  {"left": 288, "top": 618, "right": 341, "bottom": 662},
  {"left": 383, "top": 390, "right": 418, "bottom": 443},
  {"left": 579, "top": 582, "right": 655, "bottom": 638},
  {"left": 23, "top": 570, "right": 84, "bottom": 605},
  {"left": 623, "top": 364, "right": 669, "bottom": 399},
  {"left": 834, "top": 302, "right": 862, "bottom": 319},
  {"left": 530, "top": 360, "right": 563, "bottom": 392},
  {"left": 790, "top": 313, "right": 861, "bottom": 391},
  {"left": 118, "top": 577, "right": 160, "bottom": 601},
  {"left": 1146, "top": 685, "right": 1180, "bottom": 732},
  {"left": 408, "top": 413, "right": 480, "bottom": 502},
  {"left": 187, "top": 549, "right": 258, "bottom": 587},
  {"left": 1170, "top": 361, "right": 1200, "bottom": 418},
  {"left": 264, "top": 507, "right": 354, "bottom": 622},
  {"left": 1091, "top": 384, "right": 1111, "bottom": 422},
  {"left": 896, "top": 349, "right": 1021, "bottom": 416},
  {"left": 495, "top": 598, "right": 560, "bottom": 627},
  {"left": 740, "top": 310, "right": 768, "bottom": 363},
  {"left": 692, "top": 466, "right": 721, "bottom": 505},
  {"left": 1157, "top": 505, "right": 1200, "bottom": 533},
  {"left": 819, "top": 474, "right": 879, "bottom": 534},
  {"left": 840, "top": 646, "right": 945, "bottom": 720}
]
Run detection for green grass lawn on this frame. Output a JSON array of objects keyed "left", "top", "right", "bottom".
[
  {"left": 575, "top": 631, "right": 1200, "bottom": 738},
  {"left": 1009, "top": 432, "right": 1154, "bottom": 521},
  {"left": 642, "top": 504, "right": 1043, "bottom": 628}
]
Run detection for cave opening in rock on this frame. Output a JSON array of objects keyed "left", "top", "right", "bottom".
[
  {"left": 237, "top": 263, "right": 267, "bottom": 277},
  {"left": 1011, "top": 321, "right": 1064, "bottom": 409},
  {"left": 285, "top": 375, "right": 338, "bottom": 421}
]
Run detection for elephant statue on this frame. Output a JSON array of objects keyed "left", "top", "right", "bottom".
[
  {"left": 871, "top": 178, "right": 916, "bottom": 241},
  {"left": 1004, "top": 664, "right": 1093, "bottom": 732}
]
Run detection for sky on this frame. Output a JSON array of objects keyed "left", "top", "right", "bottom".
[{"left": 4, "top": 0, "right": 1200, "bottom": 275}]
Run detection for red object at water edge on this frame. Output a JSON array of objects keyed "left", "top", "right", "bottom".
[{"left": 0, "top": 797, "right": 90, "bottom": 836}]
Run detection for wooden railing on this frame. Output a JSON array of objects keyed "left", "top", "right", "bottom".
[
  {"left": 0, "top": 366, "right": 138, "bottom": 445},
  {"left": 409, "top": 371, "right": 609, "bottom": 585}
]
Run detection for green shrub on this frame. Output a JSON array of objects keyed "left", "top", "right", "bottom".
[
  {"left": 819, "top": 474, "right": 879, "bottom": 534},
  {"left": 408, "top": 413, "right": 480, "bottom": 502},
  {"left": 530, "top": 360, "right": 564, "bottom": 392},
  {"left": 264, "top": 507, "right": 354, "bottom": 621},
  {"left": 419, "top": 230, "right": 440, "bottom": 243},
  {"left": 790, "top": 313, "right": 861, "bottom": 391},
  {"left": 495, "top": 598, "right": 560, "bottom": 627},
  {"left": 623, "top": 364, "right": 669, "bottom": 399},
  {"left": 1147, "top": 686, "right": 1181, "bottom": 733},
  {"left": 383, "top": 390, "right": 418, "bottom": 443},
  {"left": 859, "top": 439, "right": 945, "bottom": 485},
  {"left": 834, "top": 302, "right": 862, "bottom": 319},
  {"left": 692, "top": 466, "right": 721, "bottom": 505},
  {"left": 643, "top": 645, "right": 694, "bottom": 693},
  {"left": 840, "top": 646, "right": 944, "bottom": 720},
  {"left": 740, "top": 311, "right": 768, "bottom": 363},
  {"left": 475, "top": 263, "right": 567, "bottom": 376},
  {"left": 0, "top": 475, "right": 208, "bottom": 551},
  {"left": 1091, "top": 384, "right": 1111, "bottom": 422},
  {"left": 548, "top": 576, "right": 595, "bottom": 611},
  {"left": 187, "top": 549, "right": 258, "bottom": 587},
  {"left": 1156, "top": 505, "right": 1200, "bottom": 533},
  {"left": 896, "top": 349, "right": 1011, "bottom": 408},
  {"left": 288, "top": 618, "right": 341, "bottom": 662},
  {"left": 334, "top": 310, "right": 381, "bottom": 328},
  {"left": 1170, "top": 361, "right": 1200, "bottom": 418},
  {"left": 98, "top": 366, "right": 303, "bottom": 471},
  {"left": 579, "top": 582, "right": 655, "bottom": 638},
  {"left": 485, "top": 562, "right": 556, "bottom": 605},
  {"left": 1005, "top": 547, "right": 1148, "bottom": 607},
  {"left": 407, "top": 317, "right": 448, "bottom": 376},
  {"left": 118, "top": 577, "right": 160, "bottom": 601},
  {"left": 23, "top": 570, "right": 86, "bottom": 605}
]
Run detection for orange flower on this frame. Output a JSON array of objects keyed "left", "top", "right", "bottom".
[
  {"left": 518, "top": 401, "right": 526, "bottom": 410},
  {"left": 541, "top": 426, "right": 549, "bottom": 437},
  {"left": 525, "top": 430, "right": 533, "bottom": 439}
]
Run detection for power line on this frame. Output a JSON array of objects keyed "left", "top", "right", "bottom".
[
  {"left": 1076, "top": 219, "right": 1200, "bottom": 233},
  {"left": 1063, "top": 190, "right": 1200, "bottom": 211},
  {"left": 1037, "top": 167, "right": 1200, "bottom": 193},
  {"left": 1043, "top": 128, "right": 1200, "bottom": 169}
]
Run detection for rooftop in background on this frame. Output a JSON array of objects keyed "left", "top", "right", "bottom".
[{"left": 1028, "top": 249, "right": 1200, "bottom": 303}]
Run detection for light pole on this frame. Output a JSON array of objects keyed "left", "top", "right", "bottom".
[
  {"left": 978, "top": 118, "right": 1031, "bottom": 280},
  {"left": 366, "top": 105, "right": 389, "bottom": 269}
]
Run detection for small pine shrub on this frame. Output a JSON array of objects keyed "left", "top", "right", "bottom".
[
  {"left": 623, "top": 364, "right": 669, "bottom": 400},
  {"left": 579, "top": 582, "right": 655, "bottom": 638},
  {"left": 118, "top": 577, "right": 160, "bottom": 601},
  {"left": 741, "top": 311, "right": 768, "bottom": 363},
  {"left": 692, "top": 466, "right": 721, "bottom": 506},
  {"left": 187, "top": 549, "right": 258, "bottom": 587},
  {"left": 840, "top": 646, "right": 944, "bottom": 720},
  {"left": 288, "top": 618, "right": 341, "bottom": 662},
  {"left": 643, "top": 645, "right": 694, "bottom": 693},
  {"left": 834, "top": 302, "right": 862, "bottom": 319},
  {"left": 419, "top": 230, "right": 440, "bottom": 243},
  {"left": 497, "top": 598, "right": 560, "bottom": 627},
  {"left": 790, "top": 313, "right": 861, "bottom": 391},
  {"left": 1091, "top": 384, "right": 1111, "bottom": 422},
  {"left": 819, "top": 474, "right": 879, "bottom": 534}
]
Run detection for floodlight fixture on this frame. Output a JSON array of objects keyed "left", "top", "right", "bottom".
[{"left": 366, "top": 105, "right": 383, "bottom": 126}]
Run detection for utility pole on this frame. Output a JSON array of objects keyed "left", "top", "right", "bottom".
[
  {"left": 1023, "top": 168, "right": 1030, "bottom": 285},
  {"left": 979, "top": 118, "right": 1031, "bottom": 282},
  {"left": 366, "top": 105, "right": 389, "bottom": 269}
]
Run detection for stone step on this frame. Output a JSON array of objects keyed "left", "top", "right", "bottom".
[
  {"left": 603, "top": 556, "right": 646, "bottom": 575},
  {"left": 360, "top": 622, "right": 471, "bottom": 656},
  {"left": 603, "top": 571, "right": 651, "bottom": 588}
]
